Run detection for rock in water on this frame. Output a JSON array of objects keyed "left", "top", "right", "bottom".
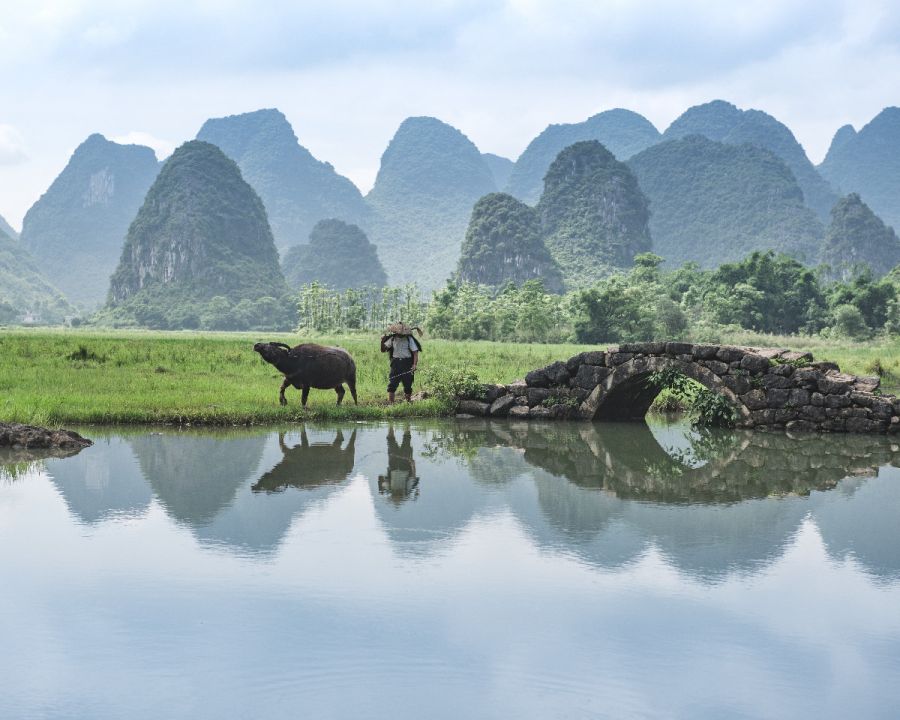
[
  {"left": 628, "top": 135, "right": 823, "bottom": 268},
  {"left": 0, "top": 422, "right": 92, "bottom": 449},
  {"left": 20, "top": 134, "right": 160, "bottom": 310},
  {"left": 663, "top": 100, "right": 838, "bottom": 221},
  {"left": 820, "top": 193, "right": 900, "bottom": 279},
  {"left": 820, "top": 107, "right": 900, "bottom": 232},
  {"left": 365, "top": 116, "right": 497, "bottom": 290},
  {"left": 106, "top": 141, "right": 287, "bottom": 324},
  {"left": 457, "top": 193, "right": 564, "bottom": 292},
  {"left": 197, "top": 108, "right": 369, "bottom": 252},
  {"left": 537, "top": 141, "right": 651, "bottom": 287},
  {"left": 0, "top": 226, "right": 74, "bottom": 325},
  {"left": 283, "top": 219, "right": 387, "bottom": 290},
  {"left": 506, "top": 109, "right": 661, "bottom": 205}
]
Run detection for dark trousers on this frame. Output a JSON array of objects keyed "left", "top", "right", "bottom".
[{"left": 388, "top": 357, "right": 414, "bottom": 394}]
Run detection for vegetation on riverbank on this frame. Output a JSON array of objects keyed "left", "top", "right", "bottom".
[{"left": 1, "top": 329, "right": 897, "bottom": 427}]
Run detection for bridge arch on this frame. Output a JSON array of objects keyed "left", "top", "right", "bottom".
[{"left": 583, "top": 356, "right": 751, "bottom": 422}]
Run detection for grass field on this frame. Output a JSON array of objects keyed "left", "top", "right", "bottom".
[{"left": 1, "top": 328, "right": 897, "bottom": 426}]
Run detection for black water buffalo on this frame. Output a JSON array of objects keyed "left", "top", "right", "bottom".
[{"left": 253, "top": 342, "right": 358, "bottom": 406}]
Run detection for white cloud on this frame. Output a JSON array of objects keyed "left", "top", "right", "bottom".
[{"left": 0, "top": 125, "right": 27, "bottom": 165}]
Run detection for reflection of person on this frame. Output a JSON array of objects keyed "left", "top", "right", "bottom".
[
  {"left": 380, "top": 322, "right": 422, "bottom": 404},
  {"left": 378, "top": 426, "right": 419, "bottom": 502}
]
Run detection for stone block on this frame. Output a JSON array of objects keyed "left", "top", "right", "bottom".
[
  {"left": 785, "top": 420, "right": 816, "bottom": 433},
  {"left": 544, "top": 361, "right": 570, "bottom": 386},
  {"left": 742, "top": 389, "right": 768, "bottom": 410},
  {"left": 509, "top": 380, "right": 528, "bottom": 396},
  {"left": 761, "top": 374, "right": 793, "bottom": 389},
  {"left": 794, "top": 369, "right": 823, "bottom": 387},
  {"left": 527, "top": 388, "right": 552, "bottom": 407},
  {"left": 811, "top": 392, "right": 825, "bottom": 406},
  {"left": 801, "top": 405, "right": 826, "bottom": 422},
  {"left": 774, "top": 408, "right": 798, "bottom": 423},
  {"left": 481, "top": 384, "right": 505, "bottom": 404},
  {"left": 821, "top": 419, "right": 846, "bottom": 432},
  {"left": 528, "top": 406, "right": 555, "bottom": 420},
  {"left": 457, "top": 400, "right": 490, "bottom": 416},
  {"left": 825, "top": 394, "right": 851, "bottom": 409},
  {"left": 703, "top": 360, "right": 730, "bottom": 375},
  {"left": 525, "top": 368, "right": 549, "bottom": 388},
  {"left": 788, "top": 389, "right": 810, "bottom": 406},
  {"left": 766, "top": 388, "right": 790, "bottom": 407},
  {"left": 872, "top": 400, "right": 894, "bottom": 419},
  {"left": 508, "top": 405, "right": 530, "bottom": 418},
  {"left": 750, "top": 409, "right": 776, "bottom": 424},
  {"left": 849, "top": 392, "right": 874, "bottom": 407},
  {"left": 717, "top": 346, "right": 746, "bottom": 363},
  {"left": 575, "top": 364, "right": 609, "bottom": 390},
  {"left": 780, "top": 351, "right": 813, "bottom": 363},
  {"left": 723, "top": 375, "right": 751, "bottom": 395},
  {"left": 608, "top": 352, "right": 634, "bottom": 365},
  {"left": 488, "top": 394, "right": 516, "bottom": 417},
  {"left": 846, "top": 417, "right": 879, "bottom": 433},
  {"left": 740, "top": 354, "right": 771, "bottom": 374},
  {"left": 771, "top": 364, "right": 794, "bottom": 377},
  {"left": 692, "top": 344, "right": 720, "bottom": 359},
  {"left": 581, "top": 351, "right": 607, "bottom": 366},
  {"left": 818, "top": 373, "right": 855, "bottom": 395},
  {"left": 566, "top": 353, "right": 586, "bottom": 373},
  {"left": 620, "top": 342, "right": 666, "bottom": 354},
  {"left": 665, "top": 342, "right": 693, "bottom": 356},
  {"left": 811, "top": 361, "right": 840, "bottom": 373},
  {"left": 852, "top": 376, "right": 880, "bottom": 393}
]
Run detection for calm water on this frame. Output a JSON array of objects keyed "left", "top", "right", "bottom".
[{"left": 2, "top": 419, "right": 899, "bottom": 719}]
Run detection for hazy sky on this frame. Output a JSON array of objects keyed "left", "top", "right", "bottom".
[{"left": 1, "top": 0, "right": 898, "bottom": 228}]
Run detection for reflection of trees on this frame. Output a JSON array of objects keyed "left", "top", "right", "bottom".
[
  {"left": 1, "top": 445, "right": 90, "bottom": 483},
  {"left": 252, "top": 430, "right": 356, "bottom": 493}
]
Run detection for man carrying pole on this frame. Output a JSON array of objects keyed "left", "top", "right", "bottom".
[{"left": 381, "top": 322, "right": 422, "bottom": 403}]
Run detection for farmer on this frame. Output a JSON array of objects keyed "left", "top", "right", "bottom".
[{"left": 380, "top": 322, "right": 422, "bottom": 403}]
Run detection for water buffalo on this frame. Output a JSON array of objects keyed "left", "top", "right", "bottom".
[{"left": 253, "top": 342, "right": 358, "bottom": 406}]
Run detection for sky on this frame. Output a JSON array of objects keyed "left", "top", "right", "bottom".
[{"left": 1, "top": 0, "right": 898, "bottom": 229}]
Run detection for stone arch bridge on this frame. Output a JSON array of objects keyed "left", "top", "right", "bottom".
[{"left": 456, "top": 341, "right": 900, "bottom": 434}]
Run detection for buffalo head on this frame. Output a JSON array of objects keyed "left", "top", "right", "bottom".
[{"left": 254, "top": 341, "right": 292, "bottom": 365}]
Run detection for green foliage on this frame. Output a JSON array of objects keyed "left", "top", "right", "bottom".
[
  {"left": 821, "top": 193, "right": 900, "bottom": 280},
  {"left": 538, "top": 141, "right": 651, "bottom": 287},
  {"left": 283, "top": 219, "right": 387, "bottom": 291},
  {"left": 296, "top": 283, "right": 426, "bottom": 334},
  {"left": 457, "top": 193, "right": 564, "bottom": 292},
  {"left": 0, "top": 228, "right": 74, "bottom": 325},
  {"left": 648, "top": 368, "right": 737, "bottom": 428},
  {"left": 628, "top": 135, "right": 823, "bottom": 268},
  {"left": 830, "top": 304, "right": 871, "bottom": 340},
  {"left": 426, "top": 279, "right": 570, "bottom": 342},
  {"left": 826, "top": 269, "right": 897, "bottom": 332},
  {"left": 19, "top": 134, "right": 160, "bottom": 310},
  {"left": 418, "top": 365, "right": 482, "bottom": 410},
  {"left": 197, "top": 109, "right": 369, "bottom": 251}
]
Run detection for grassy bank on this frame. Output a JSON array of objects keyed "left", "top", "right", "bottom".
[{"left": 1, "top": 328, "right": 897, "bottom": 425}]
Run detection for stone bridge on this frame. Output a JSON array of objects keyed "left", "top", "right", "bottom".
[{"left": 456, "top": 342, "right": 900, "bottom": 434}]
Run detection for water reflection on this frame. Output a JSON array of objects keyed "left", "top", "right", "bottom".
[
  {"left": 7, "top": 421, "right": 899, "bottom": 579},
  {"left": 253, "top": 429, "right": 357, "bottom": 493},
  {"left": 378, "top": 426, "right": 419, "bottom": 503}
]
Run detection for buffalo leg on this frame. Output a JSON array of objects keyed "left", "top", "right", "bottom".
[
  {"left": 279, "top": 378, "right": 291, "bottom": 406},
  {"left": 301, "top": 386, "right": 310, "bottom": 407},
  {"left": 335, "top": 385, "right": 345, "bottom": 405}
]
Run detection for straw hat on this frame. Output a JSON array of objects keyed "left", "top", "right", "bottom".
[{"left": 387, "top": 322, "right": 423, "bottom": 336}]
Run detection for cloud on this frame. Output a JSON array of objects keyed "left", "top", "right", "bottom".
[{"left": 0, "top": 125, "right": 27, "bottom": 165}]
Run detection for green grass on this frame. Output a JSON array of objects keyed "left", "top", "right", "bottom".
[
  {"left": 1, "top": 328, "right": 896, "bottom": 426},
  {"left": 0, "top": 328, "right": 594, "bottom": 425}
]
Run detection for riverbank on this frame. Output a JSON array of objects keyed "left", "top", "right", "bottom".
[{"left": 1, "top": 329, "right": 897, "bottom": 425}]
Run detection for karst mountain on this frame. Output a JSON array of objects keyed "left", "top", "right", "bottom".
[
  {"left": 365, "top": 116, "right": 498, "bottom": 290},
  {"left": 0, "top": 214, "right": 17, "bottom": 240},
  {"left": 628, "top": 135, "right": 823, "bottom": 268},
  {"left": 283, "top": 219, "right": 387, "bottom": 290},
  {"left": 19, "top": 134, "right": 160, "bottom": 309},
  {"left": 106, "top": 141, "right": 287, "bottom": 327},
  {"left": 505, "top": 109, "right": 661, "bottom": 205},
  {"left": 197, "top": 108, "right": 370, "bottom": 252},
  {"left": 820, "top": 193, "right": 900, "bottom": 280},
  {"left": 0, "top": 225, "right": 73, "bottom": 324}
]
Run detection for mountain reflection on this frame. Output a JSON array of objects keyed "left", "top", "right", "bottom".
[{"left": 19, "top": 421, "right": 900, "bottom": 579}]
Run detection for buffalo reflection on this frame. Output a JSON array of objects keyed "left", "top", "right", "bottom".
[
  {"left": 252, "top": 429, "right": 357, "bottom": 493},
  {"left": 378, "top": 426, "right": 419, "bottom": 503}
]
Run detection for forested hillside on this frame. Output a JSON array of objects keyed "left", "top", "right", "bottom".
[
  {"left": 663, "top": 100, "right": 837, "bottom": 220},
  {"left": 19, "top": 134, "right": 160, "bottom": 309},
  {"left": 537, "top": 141, "right": 651, "bottom": 287},
  {"left": 628, "top": 135, "right": 823, "bottom": 268},
  {"left": 506, "top": 109, "right": 661, "bottom": 205},
  {"left": 197, "top": 108, "right": 370, "bottom": 252},
  {"left": 0, "top": 227, "right": 73, "bottom": 324},
  {"left": 457, "top": 193, "right": 564, "bottom": 292},
  {"left": 283, "top": 219, "right": 387, "bottom": 290},
  {"left": 820, "top": 193, "right": 900, "bottom": 280},
  {"left": 105, "top": 141, "right": 290, "bottom": 330}
]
